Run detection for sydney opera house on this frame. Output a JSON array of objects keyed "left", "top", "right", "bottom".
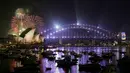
[
  {"left": 10, "top": 28, "right": 44, "bottom": 44},
  {"left": 8, "top": 8, "right": 44, "bottom": 44}
]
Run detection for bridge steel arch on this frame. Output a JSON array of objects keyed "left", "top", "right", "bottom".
[{"left": 43, "top": 24, "right": 117, "bottom": 40}]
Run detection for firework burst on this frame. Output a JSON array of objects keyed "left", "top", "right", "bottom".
[
  {"left": 10, "top": 15, "right": 44, "bottom": 35},
  {"left": 23, "top": 15, "right": 44, "bottom": 28}
]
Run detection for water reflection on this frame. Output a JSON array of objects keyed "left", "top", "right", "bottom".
[{"left": 42, "top": 47, "right": 126, "bottom": 73}]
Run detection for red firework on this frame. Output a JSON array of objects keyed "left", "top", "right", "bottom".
[
  {"left": 23, "top": 15, "right": 43, "bottom": 28},
  {"left": 11, "top": 15, "right": 44, "bottom": 33}
]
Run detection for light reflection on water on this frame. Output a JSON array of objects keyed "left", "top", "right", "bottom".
[{"left": 42, "top": 47, "right": 126, "bottom": 73}]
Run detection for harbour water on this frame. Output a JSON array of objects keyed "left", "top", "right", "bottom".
[{"left": 42, "top": 47, "right": 127, "bottom": 73}]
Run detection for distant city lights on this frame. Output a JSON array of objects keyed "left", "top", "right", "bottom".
[
  {"left": 50, "top": 33, "right": 52, "bottom": 35},
  {"left": 77, "top": 23, "right": 80, "bottom": 25},
  {"left": 97, "top": 26, "right": 99, "bottom": 28}
]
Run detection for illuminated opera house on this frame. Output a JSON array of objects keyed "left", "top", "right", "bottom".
[{"left": 8, "top": 8, "right": 44, "bottom": 44}]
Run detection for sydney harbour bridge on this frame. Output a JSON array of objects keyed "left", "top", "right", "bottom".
[{"left": 43, "top": 23, "right": 119, "bottom": 45}]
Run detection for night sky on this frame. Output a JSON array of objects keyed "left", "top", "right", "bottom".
[{"left": 0, "top": 0, "right": 130, "bottom": 37}]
